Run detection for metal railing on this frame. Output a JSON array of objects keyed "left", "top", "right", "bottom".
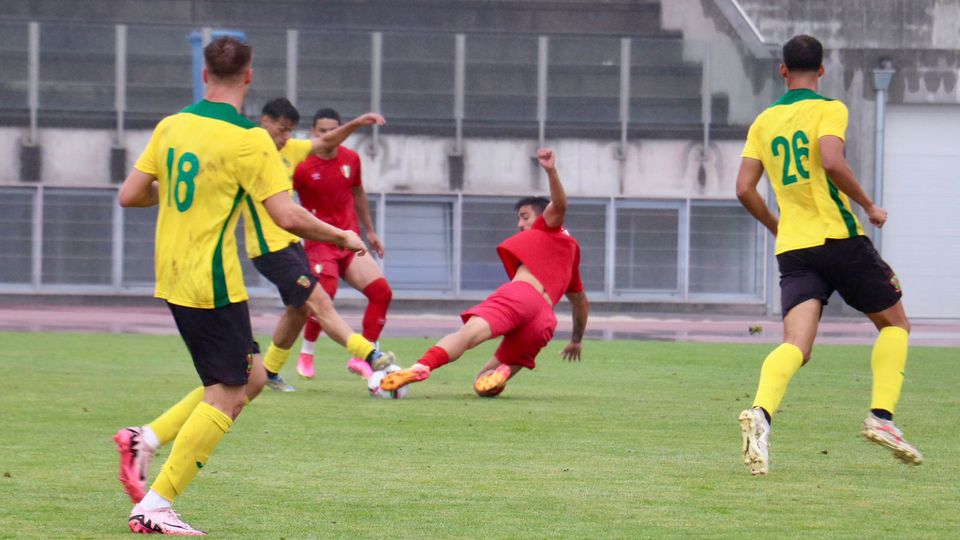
[{"left": 0, "top": 186, "right": 767, "bottom": 304}]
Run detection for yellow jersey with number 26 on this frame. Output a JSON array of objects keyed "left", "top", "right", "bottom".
[
  {"left": 742, "top": 88, "right": 864, "bottom": 255},
  {"left": 134, "top": 100, "right": 290, "bottom": 308}
]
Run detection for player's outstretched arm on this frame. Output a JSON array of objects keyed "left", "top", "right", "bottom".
[
  {"left": 118, "top": 169, "right": 159, "bottom": 208},
  {"left": 561, "top": 291, "right": 588, "bottom": 361},
  {"left": 735, "top": 157, "right": 778, "bottom": 236},
  {"left": 820, "top": 135, "right": 887, "bottom": 228},
  {"left": 262, "top": 191, "right": 366, "bottom": 254},
  {"left": 311, "top": 113, "right": 386, "bottom": 155},
  {"left": 538, "top": 148, "right": 567, "bottom": 228},
  {"left": 353, "top": 184, "right": 384, "bottom": 258}
]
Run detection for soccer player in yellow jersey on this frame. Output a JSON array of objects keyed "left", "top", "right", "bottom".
[
  {"left": 735, "top": 35, "right": 922, "bottom": 476},
  {"left": 243, "top": 97, "right": 388, "bottom": 392},
  {"left": 111, "top": 36, "right": 380, "bottom": 535}
]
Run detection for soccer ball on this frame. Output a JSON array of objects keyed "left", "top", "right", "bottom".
[{"left": 368, "top": 364, "right": 410, "bottom": 399}]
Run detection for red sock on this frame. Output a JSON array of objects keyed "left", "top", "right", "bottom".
[
  {"left": 303, "top": 316, "right": 321, "bottom": 342},
  {"left": 418, "top": 346, "right": 451, "bottom": 371},
  {"left": 361, "top": 278, "right": 392, "bottom": 341}
]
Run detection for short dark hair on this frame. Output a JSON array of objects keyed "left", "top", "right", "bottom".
[
  {"left": 313, "top": 108, "right": 341, "bottom": 126},
  {"left": 204, "top": 36, "right": 252, "bottom": 80},
  {"left": 262, "top": 97, "right": 300, "bottom": 124},
  {"left": 782, "top": 35, "right": 822, "bottom": 72},
  {"left": 514, "top": 196, "right": 550, "bottom": 215}
]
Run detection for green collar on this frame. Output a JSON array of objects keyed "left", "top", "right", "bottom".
[
  {"left": 770, "top": 88, "right": 833, "bottom": 107},
  {"left": 180, "top": 100, "right": 255, "bottom": 129}
]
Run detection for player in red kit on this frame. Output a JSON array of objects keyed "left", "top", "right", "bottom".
[
  {"left": 293, "top": 108, "right": 393, "bottom": 380},
  {"left": 381, "top": 148, "right": 589, "bottom": 397}
]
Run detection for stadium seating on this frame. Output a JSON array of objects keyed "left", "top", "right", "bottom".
[{"left": 0, "top": 0, "right": 744, "bottom": 139}]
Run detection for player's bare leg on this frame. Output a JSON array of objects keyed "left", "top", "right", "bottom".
[
  {"left": 861, "top": 301, "right": 922, "bottom": 464},
  {"left": 474, "top": 358, "right": 523, "bottom": 397},
  {"left": 303, "top": 284, "right": 394, "bottom": 371},
  {"left": 343, "top": 252, "right": 392, "bottom": 379},
  {"left": 741, "top": 299, "right": 820, "bottom": 475},
  {"left": 244, "top": 353, "right": 268, "bottom": 403},
  {"left": 381, "top": 316, "right": 494, "bottom": 391}
]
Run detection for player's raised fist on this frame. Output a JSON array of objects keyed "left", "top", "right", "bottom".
[
  {"left": 339, "top": 230, "right": 367, "bottom": 255},
  {"left": 357, "top": 113, "right": 386, "bottom": 126},
  {"left": 536, "top": 147, "right": 555, "bottom": 170}
]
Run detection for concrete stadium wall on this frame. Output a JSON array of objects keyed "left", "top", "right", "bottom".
[
  {"left": 0, "top": 127, "right": 744, "bottom": 199},
  {"left": 732, "top": 0, "right": 960, "bottom": 245}
]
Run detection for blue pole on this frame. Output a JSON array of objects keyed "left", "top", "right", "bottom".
[{"left": 189, "top": 30, "right": 248, "bottom": 104}]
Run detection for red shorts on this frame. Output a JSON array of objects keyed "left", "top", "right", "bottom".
[
  {"left": 305, "top": 242, "right": 356, "bottom": 280},
  {"left": 460, "top": 281, "right": 557, "bottom": 370}
]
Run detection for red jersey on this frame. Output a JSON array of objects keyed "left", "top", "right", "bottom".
[
  {"left": 293, "top": 146, "right": 363, "bottom": 248},
  {"left": 496, "top": 215, "right": 584, "bottom": 305}
]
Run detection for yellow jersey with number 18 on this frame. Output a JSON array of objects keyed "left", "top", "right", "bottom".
[
  {"left": 742, "top": 88, "right": 864, "bottom": 255},
  {"left": 240, "top": 138, "right": 312, "bottom": 259},
  {"left": 134, "top": 100, "right": 290, "bottom": 308}
]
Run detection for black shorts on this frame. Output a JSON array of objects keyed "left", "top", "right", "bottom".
[
  {"left": 252, "top": 243, "right": 317, "bottom": 308},
  {"left": 168, "top": 301, "right": 256, "bottom": 387},
  {"left": 777, "top": 236, "right": 902, "bottom": 317}
]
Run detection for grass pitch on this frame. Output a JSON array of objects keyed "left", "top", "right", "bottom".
[{"left": 0, "top": 331, "right": 957, "bottom": 539}]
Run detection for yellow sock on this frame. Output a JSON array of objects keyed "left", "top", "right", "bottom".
[
  {"left": 150, "top": 402, "right": 232, "bottom": 501},
  {"left": 346, "top": 333, "right": 375, "bottom": 360},
  {"left": 263, "top": 342, "right": 292, "bottom": 374},
  {"left": 147, "top": 386, "right": 204, "bottom": 446},
  {"left": 871, "top": 326, "right": 909, "bottom": 414},
  {"left": 752, "top": 343, "right": 803, "bottom": 418}
]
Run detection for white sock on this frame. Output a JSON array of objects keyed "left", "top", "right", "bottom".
[
  {"left": 301, "top": 340, "right": 315, "bottom": 356},
  {"left": 139, "top": 490, "right": 172, "bottom": 510},
  {"left": 141, "top": 426, "right": 160, "bottom": 450}
]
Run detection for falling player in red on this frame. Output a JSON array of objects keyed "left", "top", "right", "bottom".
[
  {"left": 293, "top": 108, "right": 393, "bottom": 380},
  {"left": 381, "top": 148, "right": 589, "bottom": 397}
]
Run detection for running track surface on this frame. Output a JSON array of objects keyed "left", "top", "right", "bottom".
[{"left": 1, "top": 304, "right": 958, "bottom": 347}]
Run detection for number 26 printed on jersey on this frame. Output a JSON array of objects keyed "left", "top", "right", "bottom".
[
  {"left": 165, "top": 148, "right": 199, "bottom": 212},
  {"left": 771, "top": 130, "right": 810, "bottom": 186}
]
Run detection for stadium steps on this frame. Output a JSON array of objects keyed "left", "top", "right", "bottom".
[{"left": 0, "top": 1, "right": 746, "bottom": 139}]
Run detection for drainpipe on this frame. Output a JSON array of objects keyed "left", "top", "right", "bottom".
[{"left": 872, "top": 59, "right": 895, "bottom": 254}]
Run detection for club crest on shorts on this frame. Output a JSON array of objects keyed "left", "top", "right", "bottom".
[
  {"left": 297, "top": 275, "right": 311, "bottom": 288},
  {"left": 341, "top": 164, "right": 351, "bottom": 179},
  {"left": 890, "top": 274, "right": 902, "bottom": 293},
  {"left": 314, "top": 263, "right": 323, "bottom": 275}
]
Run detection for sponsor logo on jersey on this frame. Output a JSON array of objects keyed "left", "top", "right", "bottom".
[{"left": 311, "top": 172, "right": 321, "bottom": 181}]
